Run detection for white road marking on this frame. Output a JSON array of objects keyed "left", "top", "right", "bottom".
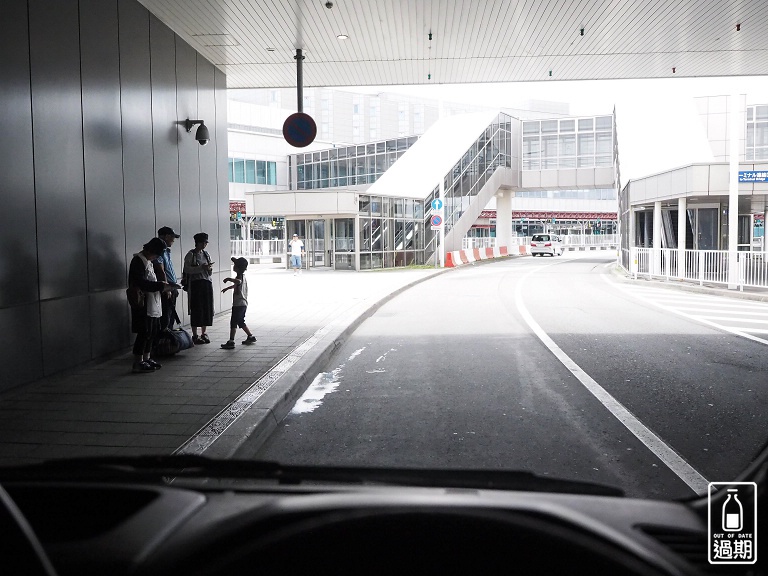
[
  {"left": 516, "top": 264, "right": 709, "bottom": 494},
  {"left": 609, "top": 280, "right": 768, "bottom": 346}
]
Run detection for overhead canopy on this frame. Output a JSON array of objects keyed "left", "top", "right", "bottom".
[{"left": 139, "top": 0, "right": 768, "bottom": 89}]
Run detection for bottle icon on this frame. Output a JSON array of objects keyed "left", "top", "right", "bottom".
[{"left": 722, "top": 489, "right": 743, "bottom": 532}]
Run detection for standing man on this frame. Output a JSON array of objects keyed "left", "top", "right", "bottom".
[
  {"left": 157, "top": 226, "right": 181, "bottom": 330},
  {"left": 289, "top": 233, "right": 305, "bottom": 276}
]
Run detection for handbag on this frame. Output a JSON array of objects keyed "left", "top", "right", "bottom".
[
  {"left": 153, "top": 327, "right": 194, "bottom": 356},
  {"left": 126, "top": 286, "right": 145, "bottom": 309}
]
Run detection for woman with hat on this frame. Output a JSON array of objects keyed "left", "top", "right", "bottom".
[
  {"left": 183, "top": 232, "right": 215, "bottom": 344},
  {"left": 129, "top": 238, "right": 175, "bottom": 373}
]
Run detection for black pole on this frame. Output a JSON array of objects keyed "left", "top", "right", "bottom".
[{"left": 295, "top": 48, "right": 304, "bottom": 113}]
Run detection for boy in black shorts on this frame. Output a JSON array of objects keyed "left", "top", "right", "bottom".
[{"left": 221, "top": 257, "right": 256, "bottom": 349}]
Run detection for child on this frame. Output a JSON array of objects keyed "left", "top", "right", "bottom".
[{"left": 220, "top": 257, "right": 257, "bottom": 349}]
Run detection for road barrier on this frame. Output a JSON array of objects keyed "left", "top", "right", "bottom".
[{"left": 446, "top": 246, "right": 511, "bottom": 267}]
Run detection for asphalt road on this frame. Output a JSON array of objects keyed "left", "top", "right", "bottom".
[{"left": 255, "top": 254, "right": 768, "bottom": 499}]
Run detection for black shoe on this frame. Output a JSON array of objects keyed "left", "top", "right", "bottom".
[
  {"left": 132, "top": 361, "right": 154, "bottom": 373},
  {"left": 242, "top": 336, "right": 257, "bottom": 345},
  {"left": 201, "top": 334, "right": 211, "bottom": 344},
  {"left": 221, "top": 341, "right": 235, "bottom": 349},
  {"left": 145, "top": 359, "right": 162, "bottom": 369},
  {"left": 193, "top": 335, "right": 204, "bottom": 345}
]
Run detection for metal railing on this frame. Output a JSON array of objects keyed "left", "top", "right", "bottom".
[
  {"left": 462, "top": 234, "right": 619, "bottom": 250},
  {"left": 623, "top": 247, "right": 768, "bottom": 290},
  {"left": 230, "top": 239, "right": 285, "bottom": 258}
]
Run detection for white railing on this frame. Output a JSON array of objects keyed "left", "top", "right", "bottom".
[
  {"left": 230, "top": 239, "right": 285, "bottom": 258},
  {"left": 562, "top": 234, "right": 620, "bottom": 246},
  {"left": 624, "top": 247, "right": 768, "bottom": 290},
  {"left": 462, "top": 234, "right": 619, "bottom": 250}
]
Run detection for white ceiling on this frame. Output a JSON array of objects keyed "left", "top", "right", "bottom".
[{"left": 138, "top": 0, "right": 768, "bottom": 89}]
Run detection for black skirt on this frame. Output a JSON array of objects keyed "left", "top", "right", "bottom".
[{"left": 189, "top": 279, "right": 214, "bottom": 327}]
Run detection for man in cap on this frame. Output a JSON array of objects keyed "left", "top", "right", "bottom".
[{"left": 156, "top": 226, "right": 181, "bottom": 330}]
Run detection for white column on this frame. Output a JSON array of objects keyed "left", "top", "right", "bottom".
[
  {"left": 495, "top": 191, "right": 512, "bottom": 249},
  {"left": 438, "top": 179, "right": 445, "bottom": 267},
  {"left": 677, "top": 197, "right": 687, "bottom": 278},
  {"left": 354, "top": 215, "right": 361, "bottom": 271},
  {"left": 728, "top": 94, "right": 740, "bottom": 288},
  {"left": 653, "top": 201, "right": 662, "bottom": 275}
]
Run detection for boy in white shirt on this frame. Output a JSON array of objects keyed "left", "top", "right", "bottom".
[{"left": 220, "top": 257, "right": 256, "bottom": 349}]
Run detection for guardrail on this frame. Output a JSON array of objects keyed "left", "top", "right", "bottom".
[
  {"left": 230, "top": 239, "right": 285, "bottom": 259},
  {"left": 622, "top": 247, "right": 768, "bottom": 290},
  {"left": 462, "top": 234, "right": 619, "bottom": 251}
]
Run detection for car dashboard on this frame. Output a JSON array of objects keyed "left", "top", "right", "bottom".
[{"left": 3, "top": 477, "right": 762, "bottom": 576}]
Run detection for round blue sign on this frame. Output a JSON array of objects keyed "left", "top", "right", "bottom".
[
  {"left": 431, "top": 214, "right": 443, "bottom": 226},
  {"left": 283, "top": 112, "right": 317, "bottom": 148},
  {"left": 432, "top": 198, "right": 443, "bottom": 211}
]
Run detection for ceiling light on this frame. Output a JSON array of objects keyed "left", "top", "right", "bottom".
[
  {"left": 266, "top": 47, "right": 275, "bottom": 52},
  {"left": 337, "top": 34, "right": 349, "bottom": 40}
]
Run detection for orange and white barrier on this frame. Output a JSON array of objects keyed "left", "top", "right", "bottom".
[{"left": 446, "top": 246, "right": 520, "bottom": 267}]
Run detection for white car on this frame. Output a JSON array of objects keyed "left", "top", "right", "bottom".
[{"left": 530, "top": 234, "right": 563, "bottom": 256}]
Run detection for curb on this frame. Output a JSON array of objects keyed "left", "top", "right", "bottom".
[{"left": 202, "top": 267, "right": 454, "bottom": 459}]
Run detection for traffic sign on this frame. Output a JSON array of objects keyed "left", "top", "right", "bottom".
[
  {"left": 431, "top": 214, "right": 443, "bottom": 227},
  {"left": 431, "top": 198, "right": 443, "bottom": 211}
]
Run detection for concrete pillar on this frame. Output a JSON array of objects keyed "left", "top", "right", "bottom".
[
  {"left": 728, "top": 94, "right": 739, "bottom": 289},
  {"left": 653, "top": 201, "right": 662, "bottom": 275},
  {"left": 496, "top": 191, "right": 512, "bottom": 249},
  {"left": 677, "top": 197, "right": 687, "bottom": 277}
]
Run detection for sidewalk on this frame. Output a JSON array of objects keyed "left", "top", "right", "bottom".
[{"left": 0, "top": 264, "right": 447, "bottom": 466}]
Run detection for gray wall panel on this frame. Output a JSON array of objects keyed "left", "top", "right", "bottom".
[
  {"left": 214, "top": 68, "right": 230, "bottom": 315},
  {"left": 0, "top": 304, "right": 43, "bottom": 391},
  {"left": 119, "top": 0, "right": 155, "bottom": 269},
  {"left": 175, "top": 38, "right": 200, "bottom": 327},
  {"left": 214, "top": 68, "right": 230, "bottom": 277},
  {"left": 81, "top": 0, "right": 127, "bottom": 292},
  {"left": 0, "top": 0, "right": 37, "bottom": 310},
  {"left": 1, "top": 0, "right": 227, "bottom": 390},
  {"left": 197, "top": 57, "right": 221, "bottom": 312},
  {"left": 176, "top": 39, "right": 202, "bottom": 242},
  {"left": 150, "top": 16, "right": 181, "bottom": 234},
  {"left": 41, "top": 295, "right": 92, "bottom": 375},
  {"left": 29, "top": 0, "right": 88, "bottom": 301},
  {"left": 90, "top": 290, "right": 131, "bottom": 357}
]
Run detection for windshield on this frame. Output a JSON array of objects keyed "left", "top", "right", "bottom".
[{"left": 2, "top": 43, "right": 767, "bottom": 504}]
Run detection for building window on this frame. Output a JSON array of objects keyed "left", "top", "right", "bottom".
[
  {"left": 523, "top": 115, "right": 613, "bottom": 170},
  {"left": 228, "top": 158, "right": 278, "bottom": 185},
  {"left": 746, "top": 105, "right": 768, "bottom": 161}
]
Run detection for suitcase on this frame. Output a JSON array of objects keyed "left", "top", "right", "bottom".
[{"left": 153, "top": 327, "right": 194, "bottom": 356}]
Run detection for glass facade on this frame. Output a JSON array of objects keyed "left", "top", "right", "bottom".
[
  {"left": 292, "top": 136, "right": 419, "bottom": 190},
  {"left": 746, "top": 105, "right": 768, "bottom": 161},
  {"left": 522, "top": 115, "right": 613, "bottom": 169},
  {"left": 357, "top": 194, "right": 426, "bottom": 269},
  {"left": 228, "top": 158, "right": 277, "bottom": 185}
]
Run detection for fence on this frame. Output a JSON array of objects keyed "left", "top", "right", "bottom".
[
  {"left": 230, "top": 239, "right": 284, "bottom": 259},
  {"left": 462, "top": 234, "right": 619, "bottom": 251},
  {"left": 622, "top": 247, "right": 768, "bottom": 290}
]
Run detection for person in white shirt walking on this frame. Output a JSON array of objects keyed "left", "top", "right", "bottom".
[
  {"left": 289, "top": 233, "right": 305, "bottom": 275},
  {"left": 220, "top": 257, "right": 256, "bottom": 349}
]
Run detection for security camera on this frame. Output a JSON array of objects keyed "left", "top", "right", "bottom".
[
  {"left": 195, "top": 123, "right": 210, "bottom": 146},
  {"left": 195, "top": 124, "right": 211, "bottom": 146},
  {"left": 185, "top": 119, "right": 210, "bottom": 145},
  {"left": 325, "top": 1, "right": 333, "bottom": 8}
]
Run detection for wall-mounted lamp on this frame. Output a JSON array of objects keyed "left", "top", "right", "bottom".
[{"left": 185, "top": 119, "right": 210, "bottom": 145}]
